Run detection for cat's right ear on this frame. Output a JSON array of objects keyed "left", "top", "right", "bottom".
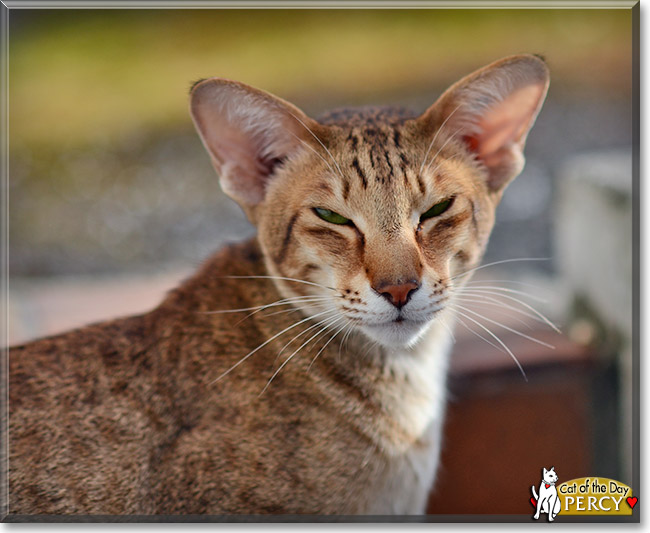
[{"left": 190, "top": 79, "right": 318, "bottom": 213}]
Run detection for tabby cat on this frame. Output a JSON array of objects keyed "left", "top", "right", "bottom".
[{"left": 8, "top": 55, "right": 549, "bottom": 516}]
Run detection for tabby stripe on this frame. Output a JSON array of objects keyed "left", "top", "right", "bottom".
[
  {"left": 313, "top": 362, "right": 414, "bottom": 442},
  {"left": 275, "top": 212, "right": 300, "bottom": 264},
  {"left": 354, "top": 227, "right": 366, "bottom": 263},
  {"left": 455, "top": 250, "right": 470, "bottom": 264},
  {"left": 399, "top": 152, "right": 409, "bottom": 170},
  {"left": 351, "top": 157, "right": 367, "bottom": 188},
  {"left": 342, "top": 179, "right": 350, "bottom": 201},
  {"left": 416, "top": 174, "right": 426, "bottom": 195},
  {"left": 393, "top": 129, "right": 401, "bottom": 149},
  {"left": 316, "top": 363, "right": 381, "bottom": 417},
  {"left": 317, "top": 182, "right": 333, "bottom": 194},
  {"left": 469, "top": 199, "right": 480, "bottom": 239},
  {"left": 369, "top": 150, "right": 377, "bottom": 170},
  {"left": 433, "top": 211, "right": 471, "bottom": 233},
  {"left": 348, "top": 132, "right": 358, "bottom": 150},
  {"left": 300, "top": 263, "right": 321, "bottom": 279},
  {"left": 365, "top": 127, "right": 377, "bottom": 139},
  {"left": 399, "top": 153, "right": 411, "bottom": 186},
  {"left": 304, "top": 227, "right": 346, "bottom": 239},
  {"left": 384, "top": 150, "right": 394, "bottom": 181},
  {"left": 304, "top": 227, "right": 350, "bottom": 255}
]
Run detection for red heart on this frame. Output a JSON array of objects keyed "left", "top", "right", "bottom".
[
  {"left": 545, "top": 484, "right": 550, "bottom": 488},
  {"left": 627, "top": 497, "right": 638, "bottom": 509},
  {"left": 530, "top": 497, "right": 537, "bottom": 508}
]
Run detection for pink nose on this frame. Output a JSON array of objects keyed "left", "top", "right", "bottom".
[{"left": 374, "top": 280, "right": 420, "bottom": 309}]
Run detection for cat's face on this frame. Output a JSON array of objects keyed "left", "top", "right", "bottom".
[
  {"left": 257, "top": 113, "right": 496, "bottom": 347},
  {"left": 543, "top": 467, "right": 558, "bottom": 483},
  {"left": 191, "top": 55, "right": 549, "bottom": 349}
]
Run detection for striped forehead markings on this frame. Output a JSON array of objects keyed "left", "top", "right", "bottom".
[
  {"left": 346, "top": 126, "right": 413, "bottom": 189},
  {"left": 351, "top": 157, "right": 367, "bottom": 189}
]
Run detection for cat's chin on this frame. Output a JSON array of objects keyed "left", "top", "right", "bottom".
[{"left": 360, "top": 319, "right": 432, "bottom": 349}]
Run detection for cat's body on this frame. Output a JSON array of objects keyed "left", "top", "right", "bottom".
[
  {"left": 532, "top": 467, "right": 561, "bottom": 521},
  {"left": 9, "top": 55, "right": 549, "bottom": 515},
  {"left": 10, "top": 239, "right": 450, "bottom": 514}
]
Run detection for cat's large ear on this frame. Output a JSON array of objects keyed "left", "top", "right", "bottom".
[
  {"left": 417, "top": 54, "right": 549, "bottom": 191},
  {"left": 190, "top": 78, "right": 319, "bottom": 210}
]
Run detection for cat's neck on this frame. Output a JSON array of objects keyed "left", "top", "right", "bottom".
[
  {"left": 379, "top": 318, "right": 454, "bottom": 448},
  {"left": 317, "top": 315, "right": 454, "bottom": 454}
]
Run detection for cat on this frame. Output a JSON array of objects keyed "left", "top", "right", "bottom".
[
  {"left": 532, "top": 467, "right": 561, "bottom": 521},
  {"left": 8, "top": 54, "right": 549, "bottom": 516}
]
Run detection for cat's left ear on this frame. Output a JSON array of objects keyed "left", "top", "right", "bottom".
[{"left": 418, "top": 54, "right": 549, "bottom": 191}]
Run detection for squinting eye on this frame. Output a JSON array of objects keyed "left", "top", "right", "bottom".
[
  {"left": 421, "top": 197, "right": 454, "bottom": 220},
  {"left": 313, "top": 207, "right": 351, "bottom": 225}
]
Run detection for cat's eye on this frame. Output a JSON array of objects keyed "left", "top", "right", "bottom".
[
  {"left": 313, "top": 208, "right": 351, "bottom": 225},
  {"left": 421, "top": 198, "right": 454, "bottom": 221}
]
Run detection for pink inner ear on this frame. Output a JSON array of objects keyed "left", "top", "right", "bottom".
[{"left": 473, "top": 84, "right": 545, "bottom": 159}]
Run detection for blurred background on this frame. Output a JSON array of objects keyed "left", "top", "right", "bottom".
[{"left": 8, "top": 8, "right": 636, "bottom": 517}]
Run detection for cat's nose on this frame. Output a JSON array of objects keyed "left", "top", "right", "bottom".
[{"left": 374, "top": 280, "right": 420, "bottom": 309}]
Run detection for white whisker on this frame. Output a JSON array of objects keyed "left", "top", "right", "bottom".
[
  {"left": 218, "top": 275, "right": 338, "bottom": 292},
  {"left": 338, "top": 322, "right": 356, "bottom": 360},
  {"left": 419, "top": 103, "right": 462, "bottom": 175},
  {"left": 454, "top": 295, "right": 547, "bottom": 329},
  {"left": 454, "top": 315, "right": 508, "bottom": 355},
  {"left": 454, "top": 296, "right": 538, "bottom": 331},
  {"left": 274, "top": 310, "right": 340, "bottom": 362},
  {"left": 463, "top": 279, "right": 545, "bottom": 290},
  {"left": 204, "top": 295, "right": 334, "bottom": 317},
  {"left": 262, "top": 301, "right": 332, "bottom": 319},
  {"left": 450, "top": 258, "right": 550, "bottom": 282},
  {"left": 424, "top": 127, "right": 464, "bottom": 174},
  {"left": 454, "top": 304, "right": 555, "bottom": 350},
  {"left": 307, "top": 320, "right": 351, "bottom": 371},
  {"left": 457, "top": 289, "right": 560, "bottom": 333},
  {"left": 452, "top": 307, "right": 527, "bottom": 381},
  {"left": 361, "top": 338, "right": 380, "bottom": 359},
  {"left": 288, "top": 112, "right": 345, "bottom": 180},
  {"left": 437, "top": 315, "right": 456, "bottom": 344},
  {"left": 460, "top": 285, "right": 547, "bottom": 303},
  {"left": 261, "top": 315, "right": 346, "bottom": 395},
  {"left": 233, "top": 299, "right": 335, "bottom": 327},
  {"left": 290, "top": 133, "right": 340, "bottom": 178},
  {"left": 210, "top": 308, "right": 338, "bottom": 384}
]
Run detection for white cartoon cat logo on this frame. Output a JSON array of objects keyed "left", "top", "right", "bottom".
[{"left": 531, "top": 466, "right": 562, "bottom": 521}]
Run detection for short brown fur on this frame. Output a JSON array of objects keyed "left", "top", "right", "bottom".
[{"left": 9, "top": 55, "right": 549, "bottom": 515}]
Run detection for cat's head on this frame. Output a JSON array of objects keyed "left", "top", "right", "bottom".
[
  {"left": 190, "top": 55, "right": 549, "bottom": 349},
  {"left": 543, "top": 467, "right": 558, "bottom": 483}
]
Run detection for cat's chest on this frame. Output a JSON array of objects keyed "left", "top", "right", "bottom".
[
  {"left": 355, "top": 326, "right": 452, "bottom": 513},
  {"left": 372, "top": 324, "right": 452, "bottom": 454}
]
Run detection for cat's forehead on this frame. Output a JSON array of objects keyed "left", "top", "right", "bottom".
[
  {"left": 317, "top": 105, "right": 417, "bottom": 128},
  {"left": 315, "top": 106, "right": 423, "bottom": 187},
  {"left": 311, "top": 105, "right": 454, "bottom": 202}
]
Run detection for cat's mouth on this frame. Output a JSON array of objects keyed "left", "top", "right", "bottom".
[{"left": 359, "top": 316, "right": 433, "bottom": 348}]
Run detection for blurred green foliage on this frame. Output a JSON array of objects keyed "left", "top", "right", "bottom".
[{"left": 10, "top": 9, "right": 631, "bottom": 150}]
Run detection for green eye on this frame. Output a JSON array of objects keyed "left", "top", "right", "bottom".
[
  {"left": 314, "top": 208, "right": 351, "bottom": 225},
  {"left": 421, "top": 198, "right": 454, "bottom": 220}
]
